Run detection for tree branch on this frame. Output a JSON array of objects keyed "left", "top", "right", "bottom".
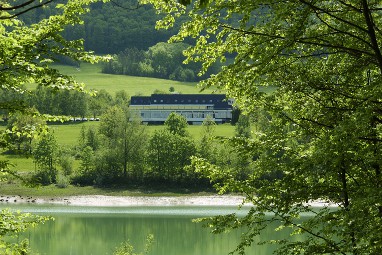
[
  {"left": 298, "top": 0, "right": 368, "bottom": 33},
  {"left": 361, "top": 0, "right": 382, "bottom": 72},
  {"left": 312, "top": 8, "right": 373, "bottom": 50},
  {"left": 219, "top": 23, "right": 373, "bottom": 59},
  {"left": 110, "top": 0, "right": 142, "bottom": 10},
  {"left": 0, "top": 0, "right": 37, "bottom": 10},
  {"left": 0, "top": 0, "right": 55, "bottom": 19}
]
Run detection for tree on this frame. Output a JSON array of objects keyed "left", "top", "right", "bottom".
[
  {"left": 1, "top": 0, "right": 107, "bottom": 152},
  {"left": 99, "top": 106, "right": 148, "bottom": 180},
  {"left": 235, "top": 114, "right": 251, "bottom": 138},
  {"left": 148, "top": 129, "right": 196, "bottom": 183},
  {"left": 164, "top": 112, "right": 188, "bottom": 136},
  {"left": 0, "top": 1, "right": 106, "bottom": 252},
  {"left": 88, "top": 89, "right": 113, "bottom": 118},
  {"left": 33, "top": 132, "right": 59, "bottom": 185},
  {"left": 198, "top": 115, "right": 217, "bottom": 160},
  {"left": 75, "top": 145, "right": 96, "bottom": 185},
  {"left": 0, "top": 1, "right": 105, "bottom": 94},
  {"left": 0, "top": 85, "right": 28, "bottom": 121},
  {"left": 0, "top": 209, "right": 50, "bottom": 255},
  {"left": 149, "top": 0, "right": 382, "bottom": 254},
  {"left": 59, "top": 153, "right": 74, "bottom": 176},
  {"left": 147, "top": 42, "right": 189, "bottom": 78},
  {"left": 78, "top": 126, "right": 100, "bottom": 151},
  {"left": 114, "top": 90, "right": 130, "bottom": 108},
  {"left": 5, "top": 109, "right": 46, "bottom": 154}
]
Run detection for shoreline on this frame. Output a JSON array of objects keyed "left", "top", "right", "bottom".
[
  {"left": 0, "top": 194, "right": 336, "bottom": 208},
  {"left": 0, "top": 194, "right": 248, "bottom": 207}
]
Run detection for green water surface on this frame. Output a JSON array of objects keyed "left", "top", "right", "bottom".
[{"left": 2, "top": 205, "right": 283, "bottom": 255}]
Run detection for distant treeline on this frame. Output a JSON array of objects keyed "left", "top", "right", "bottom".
[
  {"left": 20, "top": 1, "right": 228, "bottom": 81},
  {"left": 0, "top": 85, "right": 129, "bottom": 120},
  {"left": 20, "top": 0, "right": 181, "bottom": 54},
  {"left": 102, "top": 43, "right": 223, "bottom": 82}
]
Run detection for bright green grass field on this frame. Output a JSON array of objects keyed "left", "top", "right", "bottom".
[
  {"left": 53, "top": 63, "right": 217, "bottom": 96},
  {"left": 50, "top": 122, "right": 235, "bottom": 146}
]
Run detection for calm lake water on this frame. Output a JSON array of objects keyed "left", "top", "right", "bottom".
[{"left": 1, "top": 204, "right": 285, "bottom": 255}]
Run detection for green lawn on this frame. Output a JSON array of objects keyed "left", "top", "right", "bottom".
[
  {"left": 48, "top": 121, "right": 101, "bottom": 146},
  {"left": 50, "top": 122, "right": 235, "bottom": 146},
  {"left": 52, "top": 63, "right": 217, "bottom": 96},
  {"left": 0, "top": 121, "right": 236, "bottom": 148},
  {"left": 0, "top": 154, "right": 34, "bottom": 173}
]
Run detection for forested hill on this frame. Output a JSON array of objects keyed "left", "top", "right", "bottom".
[{"left": 21, "top": 0, "right": 180, "bottom": 54}]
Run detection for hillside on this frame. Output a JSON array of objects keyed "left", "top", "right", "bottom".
[{"left": 54, "top": 63, "right": 217, "bottom": 96}]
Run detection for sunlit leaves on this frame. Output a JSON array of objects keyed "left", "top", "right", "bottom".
[
  {"left": 0, "top": 209, "right": 52, "bottom": 255},
  {"left": 0, "top": 0, "right": 110, "bottom": 98},
  {"left": 147, "top": 0, "right": 382, "bottom": 254},
  {"left": 0, "top": 1, "right": 109, "bottom": 253}
]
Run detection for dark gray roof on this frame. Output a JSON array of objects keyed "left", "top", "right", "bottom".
[{"left": 130, "top": 94, "right": 232, "bottom": 109}]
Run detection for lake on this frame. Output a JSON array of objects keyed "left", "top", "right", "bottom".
[{"left": 1, "top": 204, "right": 284, "bottom": 255}]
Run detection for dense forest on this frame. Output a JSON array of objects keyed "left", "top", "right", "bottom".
[
  {"left": 0, "top": 85, "right": 124, "bottom": 120},
  {"left": 20, "top": 1, "right": 224, "bottom": 82},
  {"left": 21, "top": 0, "right": 180, "bottom": 54},
  {"left": 101, "top": 43, "right": 223, "bottom": 82}
]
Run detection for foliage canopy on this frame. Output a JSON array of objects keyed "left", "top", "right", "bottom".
[
  {"left": 0, "top": 0, "right": 107, "bottom": 253},
  {"left": 147, "top": 0, "right": 382, "bottom": 254}
]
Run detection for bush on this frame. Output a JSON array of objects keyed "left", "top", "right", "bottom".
[
  {"left": 56, "top": 174, "right": 70, "bottom": 188},
  {"left": 32, "top": 169, "right": 57, "bottom": 185},
  {"left": 170, "top": 67, "right": 195, "bottom": 82},
  {"left": 59, "top": 155, "right": 74, "bottom": 176}
]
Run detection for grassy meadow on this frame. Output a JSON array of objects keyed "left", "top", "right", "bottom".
[
  {"left": 52, "top": 63, "right": 217, "bottom": 96},
  {"left": 36, "top": 121, "right": 234, "bottom": 147}
]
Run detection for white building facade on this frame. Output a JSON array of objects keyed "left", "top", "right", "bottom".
[{"left": 129, "top": 94, "right": 233, "bottom": 124}]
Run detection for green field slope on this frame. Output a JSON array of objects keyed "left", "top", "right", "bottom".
[{"left": 54, "top": 63, "right": 217, "bottom": 96}]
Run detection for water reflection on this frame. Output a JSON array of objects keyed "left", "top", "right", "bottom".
[{"left": 2, "top": 205, "right": 281, "bottom": 255}]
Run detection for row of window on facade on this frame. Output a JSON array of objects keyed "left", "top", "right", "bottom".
[
  {"left": 140, "top": 110, "right": 231, "bottom": 119},
  {"left": 151, "top": 99, "right": 217, "bottom": 104}
]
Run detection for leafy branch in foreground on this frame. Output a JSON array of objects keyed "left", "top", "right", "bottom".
[
  {"left": 0, "top": 161, "right": 52, "bottom": 254},
  {"left": 147, "top": 0, "right": 382, "bottom": 254},
  {"left": 0, "top": 209, "right": 52, "bottom": 255},
  {"left": 0, "top": 1, "right": 110, "bottom": 254}
]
